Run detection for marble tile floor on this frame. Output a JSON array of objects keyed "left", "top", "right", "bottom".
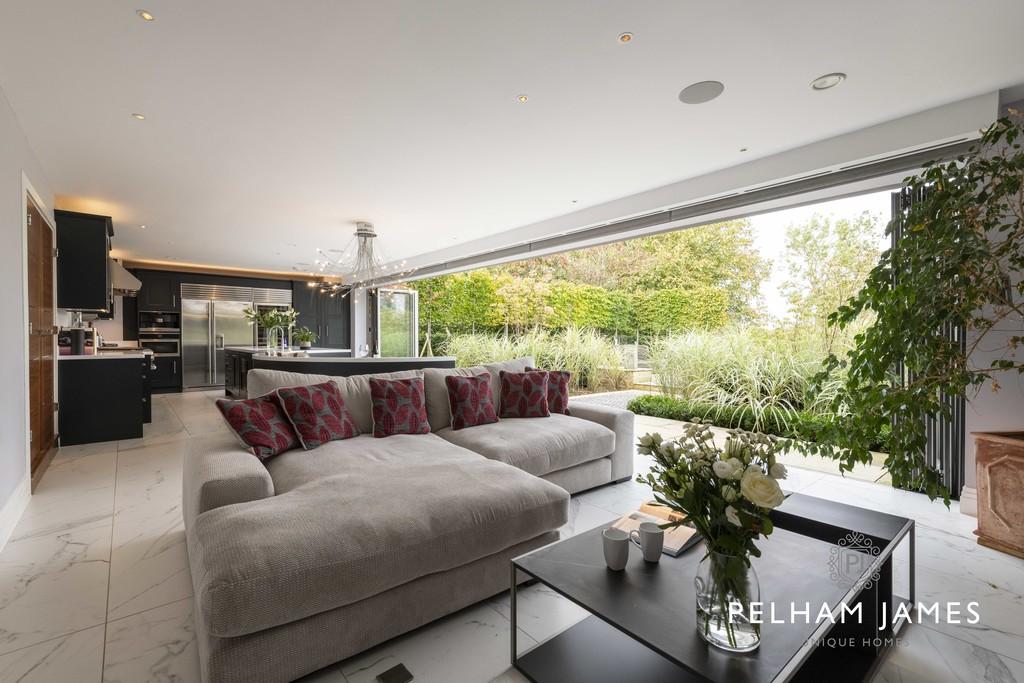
[{"left": 0, "top": 392, "right": 1021, "bottom": 682}]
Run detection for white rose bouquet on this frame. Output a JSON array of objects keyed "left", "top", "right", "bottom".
[{"left": 637, "top": 423, "right": 788, "bottom": 651}]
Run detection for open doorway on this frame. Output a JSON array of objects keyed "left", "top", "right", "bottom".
[{"left": 26, "top": 192, "right": 56, "bottom": 485}]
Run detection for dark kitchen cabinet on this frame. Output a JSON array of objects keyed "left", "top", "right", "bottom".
[
  {"left": 141, "top": 356, "right": 152, "bottom": 423},
  {"left": 58, "top": 357, "right": 143, "bottom": 445},
  {"left": 291, "top": 281, "right": 351, "bottom": 349},
  {"left": 151, "top": 356, "right": 180, "bottom": 391},
  {"left": 224, "top": 349, "right": 253, "bottom": 398},
  {"left": 55, "top": 210, "right": 112, "bottom": 312},
  {"left": 291, "top": 281, "right": 319, "bottom": 331},
  {"left": 321, "top": 294, "right": 350, "bottom": 348},
  {"left": 138, "top": 271, "right": 179, "bottom": 312}
]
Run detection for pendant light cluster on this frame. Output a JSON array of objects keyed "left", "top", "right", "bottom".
[{"left": 309, "top": 222, "right": 416, "bottom": 297}]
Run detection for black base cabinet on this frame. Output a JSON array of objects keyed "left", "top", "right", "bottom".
[
  {"left": 224, "top": 350, "right": 253, "bottom": 398},
  {"left": 151, "top": 357, "right": 181, "bottom": 392},
  {"left": 59, "top": 358, "right": 145, "bottom": 446}
]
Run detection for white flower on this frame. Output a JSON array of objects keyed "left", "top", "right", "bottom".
[
  {"left": 725, "top": 505, "right": 742, "bottom": 526},
  {"left": 721, "top": 485, "right": 738, "bottom": 502},
  {"left": 727, "top": 458, "right": 745, "bottom": 479},
  {"left": 712, "top": 459, "right": 736, "bottom": 479},
  {"left": 769, "top": 462, "right": 788, "bottom": 480},
  {"left": 740, "top": 468, "right": 786, "bottom": 509}
]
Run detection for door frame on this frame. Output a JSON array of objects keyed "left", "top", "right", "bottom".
[
  {"left": 374, "top": 288, "right": 419, "bottom": 358},
  {"left": 22, "top": 172, "right": 57, "bottom": 488}
]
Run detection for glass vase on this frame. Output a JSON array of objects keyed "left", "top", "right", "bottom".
[{"left": 694, "top": 546, "right": 761, "bottom": 653}]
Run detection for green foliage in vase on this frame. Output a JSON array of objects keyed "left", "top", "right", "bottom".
[
  {"left": 638, "top": 425, "right": 788, "bottom": 560},
  {"left": 242, "top": 307, "right": 299, "bottom": 331},
  {"left": 799, "top": 112, "right": 1024, "bottom": 503},
  {"left": 292, "top": 326, "right": 317, "bottom": 345}
]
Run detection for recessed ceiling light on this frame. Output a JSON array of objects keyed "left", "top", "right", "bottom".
[
  {"left": 136, "top": 9, "right": 155, "bottom": 21},
  {"left": 139, "top": 224, "right": 147, "bottom": 229},
  {"left": 618, "top": 32, "right": 633, "bottom": 43},
  {"left": 130, "top": 113, "right": 146, "bottom": 120},
  {"left": 678, "top": 80, "right": 725, "bottom": 104},
  {"left": 517, "top": 94, "right": 529, "bottom": 103},
  {"left": 810, "top": 72, "right": 846, "bottom": 90}
]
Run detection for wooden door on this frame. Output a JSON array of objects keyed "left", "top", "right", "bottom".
[{"left": 27, "top": 195, "right": 56, "bottom": 476}]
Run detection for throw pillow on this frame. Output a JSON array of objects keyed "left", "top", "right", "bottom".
[
  {"left": 499, "top": 370, "right": 550, "bottom": 418},
  {"left": 446, "top": 373, "right": 499, "bottom": 430},
  {"left": 370, "top": 377, "right": 430, "bottom": 437},
  {"left": 525, "top": 366, "right": 571, "bottom": 415},
  {"left": 276, "top": 381, "right": 359, "bottom": 449},
  {"left": 216, "top": 394, "right": 299, "bottom": 461}
]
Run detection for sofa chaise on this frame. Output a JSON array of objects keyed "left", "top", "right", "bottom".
[{"left": 182, "top": 357, "right": 633, "bottom": 682}]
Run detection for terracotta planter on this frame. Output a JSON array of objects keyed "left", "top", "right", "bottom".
[{"left": 974, "top": 432, "right": 1024, "bottom": 559}]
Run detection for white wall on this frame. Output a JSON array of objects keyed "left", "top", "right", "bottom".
[
  {"left": 0, "top": 85, "right": 54, "bottom": 545},
  {"left": 962, "top": 98, "right": 1024, "bottom": 505}
]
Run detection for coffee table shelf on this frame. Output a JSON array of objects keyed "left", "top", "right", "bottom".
[{"left": 511, "top": 493, "right": 913, "bottom": 683}]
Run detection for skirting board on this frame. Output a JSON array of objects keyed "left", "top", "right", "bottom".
[
  {"left": 960, "top": 485, "right": 978, "bottom": 518},
  {"left": 0, "top": 474, "right": 30, "bottom": 552}
]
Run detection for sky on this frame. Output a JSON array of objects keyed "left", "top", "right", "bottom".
[{"left": 749, "top": 189, "right": 892, "bottom": 320}]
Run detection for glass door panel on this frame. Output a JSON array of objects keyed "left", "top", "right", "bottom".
[{"left": 376, "top": 289, "right": 418, "bottom": 357}]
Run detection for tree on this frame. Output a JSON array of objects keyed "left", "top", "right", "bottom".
[
  {"left": 492, "top": 219, "right": 769, "bottom": 321},
  {"left": 780, "top": 212, "right": 884, "bottom": 350}
]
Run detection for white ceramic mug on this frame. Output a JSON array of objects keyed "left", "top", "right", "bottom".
[
  {"left": 602, "top": 527, "right": 630, "bottom": 571},
  {"left": 629, "top": 522, "right": 664, "bottom": 563}
]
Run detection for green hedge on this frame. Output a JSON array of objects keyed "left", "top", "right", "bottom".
[
  {"left": 627, "top": 394, "right": 889, "bottom": 452},
  {"left": 410, "top": 271, "right": 729, "bottom": 338}
]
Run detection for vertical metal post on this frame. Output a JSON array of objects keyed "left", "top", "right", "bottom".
[{"left": 510, "top": 564, "right": 518, "bottom": 667}]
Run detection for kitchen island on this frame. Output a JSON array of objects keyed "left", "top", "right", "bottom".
[
  {"left": 58, "top": 352, "right": 153, "bottom": 444},
  {"left": 223, "top": 347, "right": 456, "bottom": 398}
]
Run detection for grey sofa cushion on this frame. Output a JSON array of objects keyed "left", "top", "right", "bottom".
[
  {"left": 482, "top": 357, "right": 533, "bottom": 413},
  {"left": 247, "top": 368, "right": 331, "bottom": 400},
  {"left": 420, "top": 357, "right": 535, "bottom": 431},
  {"left": 187, "top": 435, "right": 568, "bottom": 638},
  {"left": 436, "top": 413, "right": 615, "bottom": 476},
  {"left": 543, "top": 456, "right": 613, "bottom": 495},
  {"left": 183, "top": 434, "right": 275, "bottom": 531},
  {"left": 421, "top": 365, "right": 487, "bottom": 432},
  {"left": 246, "top": 368, "right": 424, "bottom": 434},
  {"left": 267, "top": 432, "right": 475, "bottom": 494}
]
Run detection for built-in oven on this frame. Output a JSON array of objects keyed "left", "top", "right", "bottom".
[{"left": 138, "top": 332, "right": 181, "bottom": 357}]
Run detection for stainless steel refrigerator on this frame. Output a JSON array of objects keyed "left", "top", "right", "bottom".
[{"left": 181, "top": 286, "right": 255, "bottom": 389}]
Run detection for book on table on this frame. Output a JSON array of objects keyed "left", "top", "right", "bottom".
[{"left": 610, "top": 501, "right": 701, "bottom": 557}]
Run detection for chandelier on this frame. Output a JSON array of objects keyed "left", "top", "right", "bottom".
[{"left": 309, "top": 222, "right": 417, "bottom": 296}]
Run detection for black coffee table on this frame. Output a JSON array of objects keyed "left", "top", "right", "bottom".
[{"left": 510, "top": 493, "right": 914, "bottom": 683}]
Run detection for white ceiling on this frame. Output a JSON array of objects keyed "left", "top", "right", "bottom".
[{"left": 1, "top": 1, "right": 1023, "bottom": 275}]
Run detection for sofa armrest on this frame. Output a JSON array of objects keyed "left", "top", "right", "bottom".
[
  {"left": 182, "top": 435, "right": 274, "bottom": 531},
  {"left": 567, "top": 401, "right": 634, "bottom": 481}
]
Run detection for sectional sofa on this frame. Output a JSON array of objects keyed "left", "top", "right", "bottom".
[{"left": 182, "top": 357, "right": 634, "bottom": 683}]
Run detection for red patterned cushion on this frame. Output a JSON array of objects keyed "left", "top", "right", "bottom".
[
  {"left": 499, "top": 370, "right": 550, "bottom": 418},
  {"left": 216, "top": 395, "right": 299, "bottom": 461},
  {"left": 526, "top": 366, "right": 571, "bottom": 415},
  {"left": 370, "top": 377, "right": 430, "bottom": 437},
  {"left": 446, "top": 373, "right": 499, "bottom": 430},
  {"left": 276, "top": 381, "right": 359, "bottom": 449}
]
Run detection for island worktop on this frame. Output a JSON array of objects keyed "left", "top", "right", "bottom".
[{"left": 222, "top": 348, "right": 456, "bottom": 397}]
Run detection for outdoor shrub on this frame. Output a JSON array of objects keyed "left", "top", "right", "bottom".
[
  {"left": 647, "top": 326, "right": 849, "bottom": 431},
  {"left": 441, "top": 327, "right": 628, "bottom": 392},
  {"left": 627, "top": 394, "right": 888, "bottom": 452}
]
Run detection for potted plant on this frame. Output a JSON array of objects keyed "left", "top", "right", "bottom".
[
  {"left": 292, "top": 326, "right": 317, "bottom": 350},
  {"left": 801, "top": 111, "right": 1024, "bottom": 523},
  {"left": 638, "top": 425, "right": 787, "bottom": 652}
]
